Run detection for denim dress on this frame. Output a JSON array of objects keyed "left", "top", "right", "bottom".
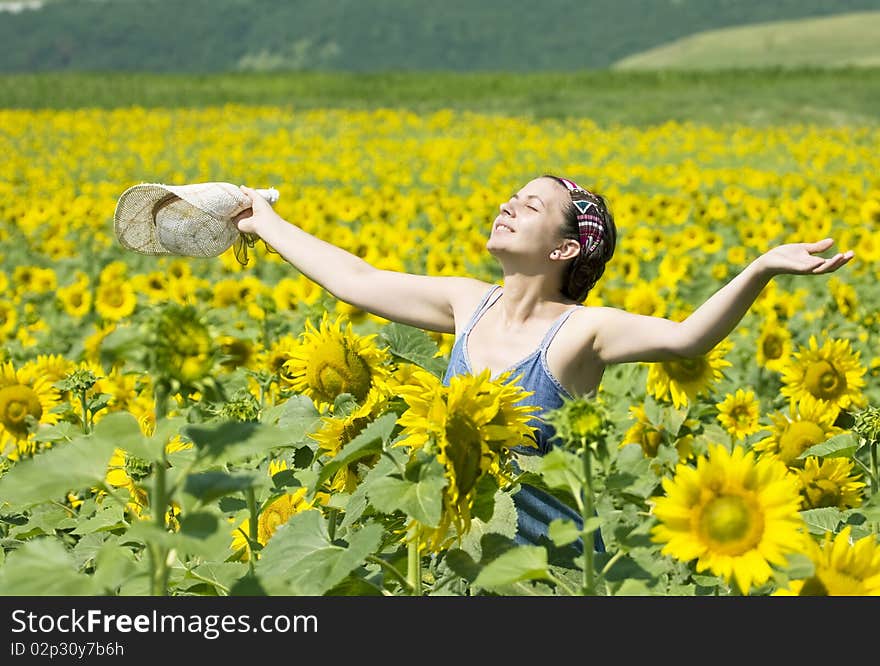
[{"left": 441, "top": 284, "right": 605, "bottom": 554}]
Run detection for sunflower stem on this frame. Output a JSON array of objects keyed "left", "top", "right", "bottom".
[
  {"left": 407, "top": 523, "right": 423, "bottom": 596},
  {"left": 366, "top": 555, "right": 413, "bottom": 594},
  {"left": 870, "top": 440, "right": 878, "bottom": 496},
  {"left": 78, "top": 388, "right": 89, "bottom": 435},
  {"left": 246, "top": 486, "right": 259, "bottom": 572},
  {"left": 150, "top": 457, "right": 169, "bottom": 596},
  {"left": 871, "top": 440, "right": 879, "bottom": 534},
  {"left": 328, "top": 507, "right": 338, "bottom": 542},
  {"left": 580, "top": 436, "right": 595, "bottom": 596}
]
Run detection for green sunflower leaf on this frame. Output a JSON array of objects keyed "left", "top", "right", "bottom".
[
  {"left": 366, "top": 457, "right": 446, "bottom": 528},
  {"left": 70, "top": 503, "right": 126, "bottom": 535},
  {"left": 800, "top": 507, "right": 850, "bottom": 535},
  {"left": 92, "top": 409, "right": 163, "bottom": 462},
  {"left": 611, "top": 578, "right": 653, "bottom": 596},
  {"left": 182, "top": 421, "right": 300, "bottom": 465},
  {"left": 379, "top": 322, "right": 448, "bottom": 377},
  {"left": 0, "top": 432, "right": 116, "bottom": 509},
  {"left": 255, "top": 511, "right": 383, "bottom": 595},
  {"left": 534, "top": 447, "right": 583, "bottom": 497},
  {"left": 184, "top": 562, "right": 249, "bottom": 595},
  {"left": 183, "top": 471, "right": 263, "bottom": 504},
  {"left": 0, "top": 537, "right": 98, "bottom": 595},
  {"left": 797, "top": 432, "right": 858, "bottom": 460},
  {"left": 91, "top": 540, "right": 139, "bottom": 595},
  {"left": 548, "top": 518, "right": 580, "bottom": 546},
  {"left": 473, "top": 545, "right": 551, "bottom": 591}
]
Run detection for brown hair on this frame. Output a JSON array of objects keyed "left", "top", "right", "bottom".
[{"left": 544, "top": 175, "right": 617, "bottom": 303}]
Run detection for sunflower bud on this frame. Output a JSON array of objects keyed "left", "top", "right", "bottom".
[
  {"left": 543, "top": 394, "right": 611, "bottom": 455},
  {"left": 852, "top": 405, "right": 880, "bottom": 443},
  {"left": 147, "top": 304, "right": 216, "bottom": 386}
]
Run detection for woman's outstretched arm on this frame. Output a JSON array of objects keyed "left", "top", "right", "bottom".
[
  {"left": 235, "top": 186, "right": 484, "bottom": 333},
  {"left": 589, "top": 238, "right": 855, "bottom": 365}
]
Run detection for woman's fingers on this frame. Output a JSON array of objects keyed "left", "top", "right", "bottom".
[
  {"left": 811, "top": 251, "right": 853, "bottom": 274},
  {"left": 233, "top": 208, "right": 254, "bottom": 225},
  {"left": 805, "top": 238, "right": 835, "bottom": 254}
]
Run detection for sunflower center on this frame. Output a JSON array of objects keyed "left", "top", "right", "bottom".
[
  {"left": 762, "top": 335, "right": 784, "bottom": 360},
  {"left": 699, "top": 494, "right": 763, "bottom": 555},
  {"left": 778, "top": 420, "right": 826, "bottom": 465},
  {"left": 444, "top": 412, "right": 484, "bottom": 498},
  {"left": 220, "top": 339, "right": 252, "bottom": 369},
  {"left": 105, "top": 287, "right": 125, "bottom": 308},
  {"left": 258, "top": 503, "right": 288, "bottom": 544},
  {"left": 663, "top": 357, "right": 706, "bottom": 383},
  {"left": 0, "top": 384, "right": 43, "bottom": 436},
  {"left": 803, "top": 479, "right": 842, "bottom": 509},
  {"left": 308, "top": 341, "right": 372, "bottom": 404},
  {"left": 798, "top": 576, "right": 829, "bottom": 596},
  {"left": 804, "top": 360, "right": 845, "bottom": 400},
  {"left": 730, "top": 405, "right": 752, "bottom": 425}
]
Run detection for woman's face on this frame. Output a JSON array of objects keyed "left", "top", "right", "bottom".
[{"left": 486, "top": 177, "right": 570, "bottom": 260}]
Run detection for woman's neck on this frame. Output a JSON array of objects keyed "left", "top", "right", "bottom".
[{"left": 496, "top": 274, "right": 576, "bottom": 328}]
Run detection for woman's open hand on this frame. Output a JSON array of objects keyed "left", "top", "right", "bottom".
[{"left": 758, "top": 238, "right": 854, "bottom": 277}]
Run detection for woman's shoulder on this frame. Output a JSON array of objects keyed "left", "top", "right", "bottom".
[{"left": 445, "top": 278, "right": 499, "bottom": 329}]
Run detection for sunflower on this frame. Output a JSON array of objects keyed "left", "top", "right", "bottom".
[
  {"left": 103, "top": 433, "right": 192, "bottom": 517},
  {"left": 57, "top": 279, "right": 92, "bottom": 319},
  {"left": 395, "top": 367, "right": 539, "bottom": 551},
  {"left": 230, "top": 487, "right": 321, "bottom": 562},
  {"left": 310, "top": 386, "right": 389, "bottom": 458},
  {"left": 148, "top": 304, "right": 216, "bottom": 386},
  {"left": 623, "top": 280, "right": 667, "bottom": 318},
  {"left": 261, "top": 334, "right": 300, "bottom": 377},
  {"left": 0, "top": 300, "right": 16, "bottom": 340},
  {"left": 281, "top": 313, "right": 391, "bottom": 413},
  {"left": 752, "top": 395, "right": 842, "bottom": 467},
  {"left": 0, "top": 361, "right": 61, "bottom": 460},
  {"left": 94, "top": 280, "right": 137, "bottom": 322},
  {"left": 828, "top": 277, "right": 858, "bottom": 320},
  {"left": 308, "top": 382, "right": 393, "bottom": 493},
  {"left": 860, "top": 198, "right": 880, "bottom": 226},
  {"left": 272, "top": 277, "right": 306, "bottom": 312},
  {"left": 715, "top": 388, "right": 763, "bottom": 441},
  {"left": 780, "top": 335, "right": 867, "bottom": 418},
  {"left": 755, "top": 316, "right": 792, "bottom": 373},
  {"left": 794, "top": 456, "right": 866, "bottom": 510},
  {"left": 621, "top": 405, "right": 665, "bottom": 457},
  {"left": 83, "top": 322, "right": 117, "bottom": 365},
  {"left": 217, "top": 335, "right": 260, "bottom": 373},
  {"left": 774, "top": 527, "right": 880, "bottom": 596},
  {"left": 646, "top": 340, "right": 733, "bottom": 409},
  {"left": 650, "top": 443, "right": 805, "bottom": 595},
  {"left": 24, "top": 354, "right": 76, "bottom": 385},
  {"left": 105, "top": 447, "right": 151, "bottom": 516},
  {"left": 131, "top": 271, "right": 169, "bottom": 305}
]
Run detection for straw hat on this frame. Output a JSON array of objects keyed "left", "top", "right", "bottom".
[{"left": 113, "top": 182, "right": 280, "bottom": 258}]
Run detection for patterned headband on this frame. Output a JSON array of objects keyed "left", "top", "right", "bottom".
[{"left": 557, "top": 177, "right": 604, "bottom": 255}]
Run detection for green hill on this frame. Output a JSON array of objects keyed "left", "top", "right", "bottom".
[
  {"left": 613, "top": 11, "right": 880, "bottom": 70},
  {"left": 3, "top": 0, "right": 880, "bottom": 72}
]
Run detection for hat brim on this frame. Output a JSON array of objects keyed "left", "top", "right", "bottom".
[{"left": 113, "top": 182, "right": 250, "bottom": 256}]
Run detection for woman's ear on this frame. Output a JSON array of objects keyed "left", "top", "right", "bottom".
[{"left": 557, "top": 239, "right": 581, "bottom": 260}]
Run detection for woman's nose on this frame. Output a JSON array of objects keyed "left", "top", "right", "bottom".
[{"left": 499, "top": 200, "right": 514, "bottom": 216}]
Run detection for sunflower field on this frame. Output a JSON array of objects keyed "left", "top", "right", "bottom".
[{"left": 1, "top": 105, "right": 880, "bottom": 597}]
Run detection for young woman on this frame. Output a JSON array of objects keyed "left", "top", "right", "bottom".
[{"left": 234, "top": 175, "right": 854, "bottom": 553}]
